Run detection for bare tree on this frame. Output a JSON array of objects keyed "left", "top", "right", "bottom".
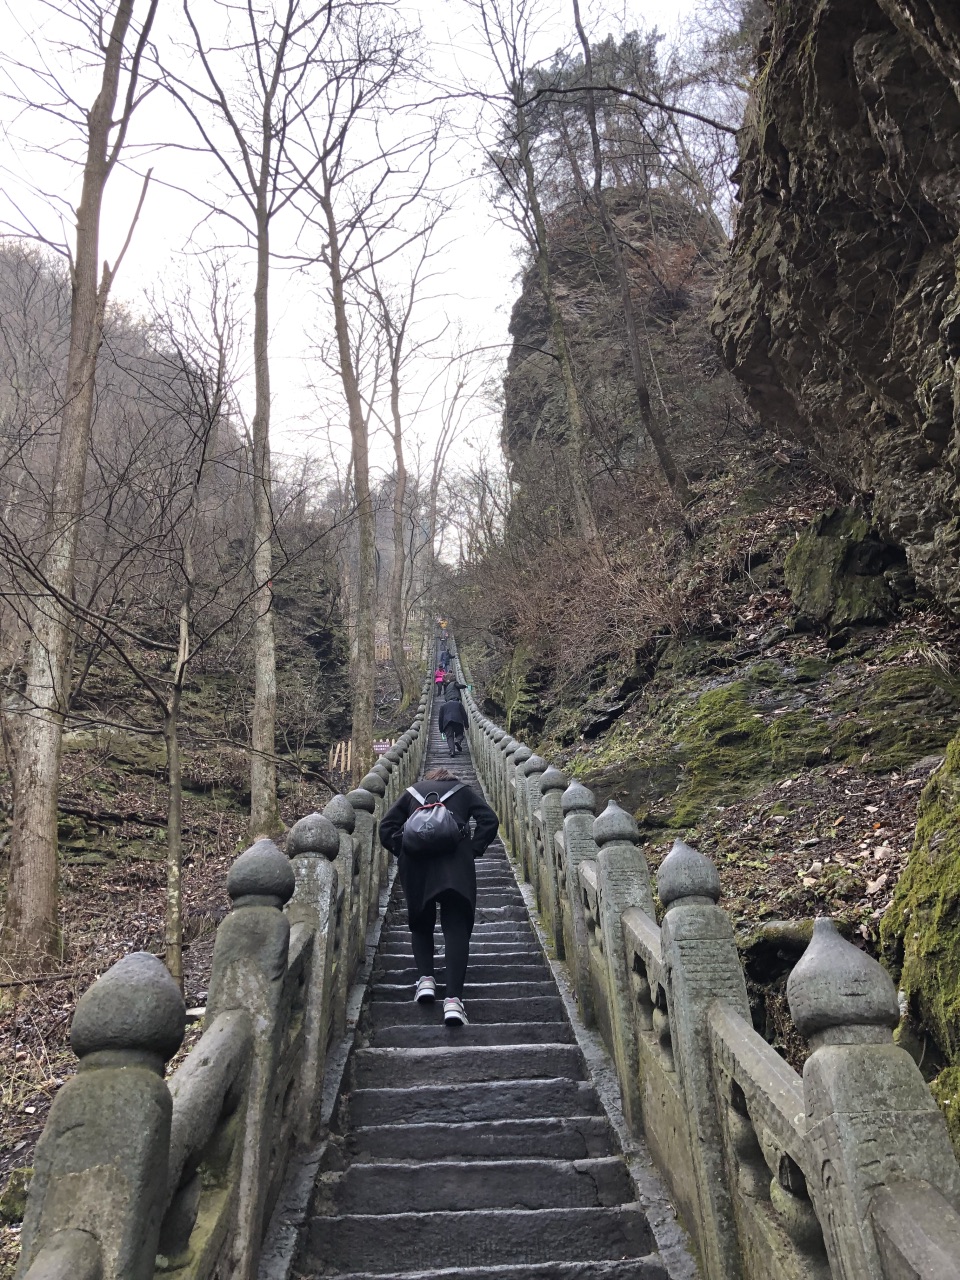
[
  {"left": 163, "top": 0, "right": 337, "bottom": 838},
  {"left": 0, "top": 0, "right": 159, "bottom": 962}
]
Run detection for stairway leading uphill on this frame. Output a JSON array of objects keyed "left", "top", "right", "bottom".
[{"left": 294, "top": 694, "right": 670, "bottom": 1279}]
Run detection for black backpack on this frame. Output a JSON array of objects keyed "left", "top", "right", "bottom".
[{"left": 402, "top": 784, "right": 466, "bottom": 858}]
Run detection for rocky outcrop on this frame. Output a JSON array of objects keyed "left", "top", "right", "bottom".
[{"left": 712, "top": 0, "right": 960, "bottom": 607}]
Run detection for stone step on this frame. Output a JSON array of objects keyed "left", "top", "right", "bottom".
[
  {"left": 372, "top": 964, "right": 548, "bottom": 986},
  {"left": 347, "top": 1078, "right": 603, "bottom": 1127},
  {"left": 303, "top": 1204, "right": 657, "bottom": 1274},
  {"left": 364, "top": 995, "right": 566, "bottom": 1027},
  {"left": 329, "top": 1157, "right": 633, "bottom": 1214},
  {"left": 371, "top": 980, "right": 557, "bottom": 1002},
  {"left": 346, "top": 1116, "right": 618, "bottom": 1162},
  {"left": 369, "top": 1021, "right": 575, "bottom": 1048},
  {"left": 325, "top": 1261, "right": 667, "bottom": 1280},
  {"left": 375, "top": 946, "right": 542, "bottom": 962},
  {"left": 351, "top": 1044, "right": 585, "bottom": 1088}
]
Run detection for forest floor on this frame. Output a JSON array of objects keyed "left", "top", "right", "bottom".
[{"left": 0, "top": 656, "right": 412, "bottom": 1274}]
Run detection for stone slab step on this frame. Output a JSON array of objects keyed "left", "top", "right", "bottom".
[
  {"left": 371, "top": 980, "right": 557, "bottom": 1002},
  {"left": 351, "top": 1044, "right": 585, "bottom": 1087},
  {"left": 372, "top": 963, "right": 548, "bottom": 985},
  {"left": 346, "top": 1116, "right": 617, "bottom": 1162},
  {"left": 364, "top": 996, "right": 566, "bottom": 1027},
  {"left": 330, "top": 1157, "right": 633, "bottom": 1213},
  {"left": 370, "top": 1021, "right": 575, "bottom": 1048},
  {"left": 347, "top": 1078, "right": 603, "bottom": 1127},
  {"left": 324, "top": 1260, "right": 667, "bottom": 1280},
  {"left": 303, "top": 1204, "right": 656, "bottom": 1274},
  {"left": 375, "top": 946, "right": 542, "bottom": 963}
]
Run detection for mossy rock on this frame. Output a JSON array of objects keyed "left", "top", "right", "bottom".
[
  {"left": 62, "top": 728, "right": 166, "bottom": 772},
  {"left": 931, "top": 1064, "right": 960, "bottom": 1155},
  {"left": 882, "top": 735, "right": 960, "bottom": 1088},
  {"left": 784, "top": 507, "right": 906, "bottom": 630},
  {"left": 489, "top": 645, "right": 542, "bottom": 734},
  {"left": 0, "top": 1167, "right": 32, "bottom": 1224}
]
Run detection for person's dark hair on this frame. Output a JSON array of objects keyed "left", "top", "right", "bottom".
[{"left": 424, "top": 767, "right": 458, "bottom": 781}]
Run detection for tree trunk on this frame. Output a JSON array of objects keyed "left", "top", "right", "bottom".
[
  {"left": 387, "top": 369, "right": 416, "bottom": 710},
  {"left": 570, "top": 0, "right": 691, "bottom": 506},
  {"left": 248, "top": 211, "right": 281, "bottom": 838},
  {"left": 321, "top": 190, "right": 375, "bottom": 786},
  {"left": 163, "top": 694, "right": 183, "bottom": 990},
  {"left": 1, "top": 0, "right": 142, "bottom": 963}
]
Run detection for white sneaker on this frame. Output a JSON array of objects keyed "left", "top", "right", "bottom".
[
  {"left": 443, "top": 996, "right": 468, "bottom": 1026},
  {"left": 415, "top": 975, "right": 436, "bottom": 1003}
]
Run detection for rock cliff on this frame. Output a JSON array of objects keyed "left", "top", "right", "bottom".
[{"left": 712, "top": 0, "right": 960, "bottom": 606}]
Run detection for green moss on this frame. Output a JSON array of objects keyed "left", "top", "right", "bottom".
[
  {"left": 0, "top": 1167, "right": 31, "bottom": 1224},
  {"left": 931, "top": 1065, "right": 960, "bottom": 1155},
  {"left": 784, "top": 507, "right": 899, "bottom": 628},
  {"left": 489, "top": 644, "right": 539, "bottom": 734},
  {"left": 882, "top": 735, "right": 960, "bottom": 1069}
]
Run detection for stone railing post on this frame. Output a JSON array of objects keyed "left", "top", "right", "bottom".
[
  {"left": 359, "top": 771, "right": 388, "bottom": 912},
  {"left": 204, "top": 838, "right": 295, "bottom": 1280},
  {"left": 593, "top": 801, "right": 653, "bottom": 1133},
  {"left": 286, "top": 811, "right": 341, "bottom": 1138},
  {"left": 498, "top": 735, "right": 517, "bottom": 822},
  {"left": 324, "top": 795, "right": 358, "bottom": 1035},
  {"left": 517, "top": 754, "right": 547, "bottom": 885},
  {"left": 560, "top": 780, "right": 599, "bottom": 1024},
  {"left": 16, "top": 953, "right": 185, "bottom": 1280},
  {"left": 787, "top": 918, "right": 960, "bottom": 1279},
  {"left": 346, "top": 787, "right": 376, "bottom": 953},
  {"left": 657, "top": 839, "right": 749, "bottom": 1280},
  {"left": 505, "top": 744, "right": 530, "bottom": 861},
  {"left": 535, "top": 766, "right": 567, "bottom": 955}
]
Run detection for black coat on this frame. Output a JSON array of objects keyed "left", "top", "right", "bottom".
[
  {"left": 443, "top": 680, "right": 466, "bottom": 703},
  {"left": 379, "top": 782, "right": 499, "bottom": 920},
  {"left": 438, "top": 701, "right": 468, "bottom": 732}
]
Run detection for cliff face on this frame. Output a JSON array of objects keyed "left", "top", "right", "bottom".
[{"left": 712, "top": 0, "right": 960, "bottom": 606}]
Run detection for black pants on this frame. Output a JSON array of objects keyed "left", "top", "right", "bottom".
[
  {"left": 409, "top": 889, "right": 473, "bottom": 998},
  {"left": 444, "top": 725, "right": 463, "bottom": 755}
]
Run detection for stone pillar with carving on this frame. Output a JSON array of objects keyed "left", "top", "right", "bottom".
[
  {"left": 516, "top": 755, "right": 547, "bottom": 885},
  {"left": 536, "top": 766, "right": 568, "bottom": 955},
  {"left": 286, "top": 811, "right": 341, "bottom": 1136},
  {"left": 787, "top": 917, "right": 960, "bottom": 1279},
  {"left": 359, "top": 770, "right": 388, "bottom": 906},
  {"left": 324, "top": 795, "right": 358, "bottom": 1036},
  {"left": 593, "top": 801, "right": 653, "bottom": 1133},
  {"left": 16, "top": 953, "right": 185, "bottom": 1280},
  {"left": 560, "top": 781, "right": 599, "bottom": 1025},
  {"left": 506, "top": 744, "right": 531, "bottom": 858},
  {"left": 206, "top": 839, "right": 296, "bottom": 1280},
  {"left": 346, "top": 786, "right": 376, "bottom": 955},
  {"left": 657, "top": 839, "right": 748, "bottom": 1280}
]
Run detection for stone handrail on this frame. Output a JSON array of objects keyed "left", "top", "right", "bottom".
[
  {"left": 15, "top": 681, "right": 433, "bottom": 1280},
  {"left": 454, "top": 651, "right": 960, "bottom": 1280}
]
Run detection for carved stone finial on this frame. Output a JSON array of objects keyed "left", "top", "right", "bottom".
[
  {"left": 372, "top": 760, "right": 391, "bottom": 780},
  {"left": 503, "top": 737, "right": 518, "bottom": 756},
  {"left": 492, "top": 728, "right": 505, "bottom": 742},
  {"left": 657, "top": 839, "right": 721, "bottom": 909},
  {"left": 787, "top": 917, "right": 899, "bottom": 1042},
  {"left": 347, "top": 787, "right": 375, "bottom": 813},
  {"left": 227, "top": 838, "right": 296, "bottom": 907},
  {"left": 360, "top": 771, "right": 386, "bottom": 798},
  {"left": 71, "top": 952, "right": 185, "bottom": 1066},
  {"left": 593, "top": 799, "right": 639, "bottom": 846},
  {"left": 522, "top": 754, "right": 547, "bottom": 776},
  {"left": 385, "top": 747, "right": 402, "bottom": 763},
  {"left": 539, "top": 766, "right": 569, "bottom": 794},
  {"left": 324, "top": 794, "right": 356, "bottom": 833},
  {"left": 287, "top": 812, "right": 340, "bottom": 862},
  {"left": 512, "top": 745, "right": 532, "bottom": 765},
  {"left": 562, "top": 780, "right": 596, "bottom": 814}
]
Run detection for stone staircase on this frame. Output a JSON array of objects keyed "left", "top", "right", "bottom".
[{"left": 294, "top": 697, "right": 670, "bottom": 1279}]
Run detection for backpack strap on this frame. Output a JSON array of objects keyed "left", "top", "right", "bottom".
[
  {"left": 438, "top": 784, "right": 465, "bottom": 803},
  {"left": 406, "top": 786, "right": 426, "bottom": 805}
]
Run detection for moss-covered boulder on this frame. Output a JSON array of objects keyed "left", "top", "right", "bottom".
[
  {"left": 882, "top": 732, "right": 960, "bottom": 1150},
  {"left": 0, "top": 1167, "right": 31, "bottom": 1224},
  {"left": 784, "top": 507, "right": 908, "bottom": 630}
]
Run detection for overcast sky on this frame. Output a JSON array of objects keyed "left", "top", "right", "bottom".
[{"left": 0, "top": 0, "right": 706, "bottom": 480}]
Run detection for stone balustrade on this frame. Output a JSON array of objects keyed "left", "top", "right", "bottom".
[
  {"left": 14, "top": 682, "right": 433, "bottom": 1280},
  {"left": 454, "top": 653, "right": 960, "bottom": 1280}
]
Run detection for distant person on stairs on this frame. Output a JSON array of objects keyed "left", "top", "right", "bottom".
[
  {"left": 438, "top": 699, "right": 467, "bottom": 755},
  {"left": 443, "top": 671, "right": 466, "bottom": 703},
  {"left": 378, "top": 767, "right": 498, "bottom": 1026},
  {"left": 433, "top": 666, "right": 446, "bottom": 695}
]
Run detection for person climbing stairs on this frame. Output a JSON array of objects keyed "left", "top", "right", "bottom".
[{"left": 294, "top": 692, "right": 672, "bottom": 1278}]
